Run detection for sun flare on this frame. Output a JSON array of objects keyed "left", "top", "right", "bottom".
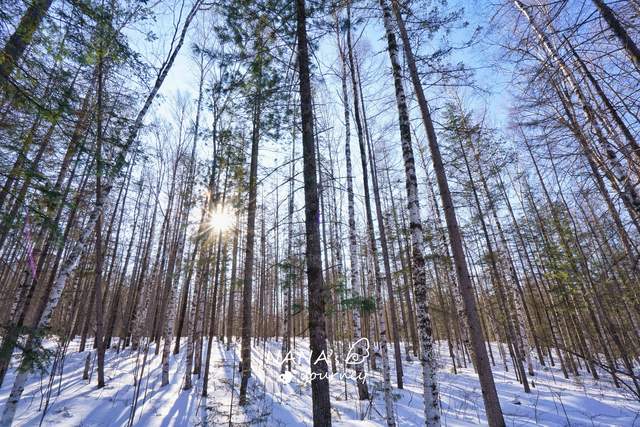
[{"left": 208, "top": 206, "right": 235, "bottom": 233}]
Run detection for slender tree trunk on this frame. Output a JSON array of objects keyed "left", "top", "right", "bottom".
[
  {"left": 281, "top": 135, "right": 295, "bottom": 371},
  {"left": 337, "top": 14, "right": 369, "bottom": 400},
  {"left": 226, "top": 206, "right": 241, "bottom": 351},
  {"left": 92, "top": 43, "right": 106, "bottom": 389},
  {"left": 591, "top": 0, "right": 640, "bottom": 70},
  {"left": 295, "top": 0, "right": 332, "bottom": 423},
  {"left": 238, "top": 94, "right": 261, "bottom": 405}
]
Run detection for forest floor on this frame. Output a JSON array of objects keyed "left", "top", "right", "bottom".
[{"left": 0, "top": 337, "right": 638, "bottom": 426}]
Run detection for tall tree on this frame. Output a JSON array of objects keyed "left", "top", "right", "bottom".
[
  {"left": 334, "top": 8, "right": 369, "bottom": 400},
  {"left": 295, "top": 0, "right": 332, "bottom": 424}
]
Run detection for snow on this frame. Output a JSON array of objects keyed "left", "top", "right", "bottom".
[{"left": 1, "top": 338, "right": 638, "bottom": 426}]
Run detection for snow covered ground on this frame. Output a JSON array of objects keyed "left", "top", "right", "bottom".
[{"left": 0, "top": 337, "right": 638, "bottom": 426}]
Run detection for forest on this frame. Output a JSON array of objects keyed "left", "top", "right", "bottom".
[{"left": 0, "top": 0, "right": 639, "bottom": 425}]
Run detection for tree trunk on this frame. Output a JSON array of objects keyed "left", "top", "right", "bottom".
[
  {"left": 238, "top": 95, "right": 261, "bottom": 405},
  {"left": 92, "top": 43, "right": 106, "bottom": 389},
  {"left": 336, "top": 13, "right": 369, "bottom": 400},
  {"left": 295, "top": 0, "right": 332, "bottom": 423},
  {"left": 591, "top": 0, "right": 640, "bottom": 70},
  {"left": 0, "top": 0, "right": 54, "bottom": 81}
]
